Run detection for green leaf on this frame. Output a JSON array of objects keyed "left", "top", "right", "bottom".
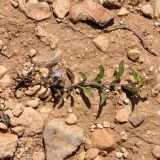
[
  {"left": 81, "top": 86, "right": 93, "bottom": 97},
  {"left": 118, "top": 60, "right": 125, "bottom": 78},
  {"left": 112, "top": 60, "right": 125, "bottom": 83},
  {"left": 100, "top": 91, "right": 107, "bottom": 106},
  {"left": 79, "top": 72, "right": 87, "bottom": 84},
  {"left": 131, "top": 69, "right": 141, "bottom": 83},
  {"left": 131, "top": 68, "right": 148, "bottom": 84},
  {"left": 93, "top": 65, "right": 105, "bottom": 83}
]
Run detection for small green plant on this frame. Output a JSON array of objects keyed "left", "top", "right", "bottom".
[{"left": 14, "top": 60, "right": 149, "bottom": 117}]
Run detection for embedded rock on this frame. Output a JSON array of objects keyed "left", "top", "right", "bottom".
[{"left": 44, "top": 118, "right": 83, "bottom": 160}]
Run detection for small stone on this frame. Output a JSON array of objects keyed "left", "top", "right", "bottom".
[
  {"left": 123, "top": 150, "right": 129, "bottom": 158},
  {"left": 129, "top": 112, "right": 145, "bottom": 127},
  {"left": 0, "top": 65, "right": 7, "bottom": 78},
  {"left": 29, "top": 49, "right": 37, "bottom": 57},
  {"left": 0, "top": 133, "right": 18, "bottom": 159},
  {"left": 24, "top": 0, "right": 51, "bottom": 21},
  {"left": 115, "top": 105, "right": 132, "bottom": 123},
  {"left": 65, "top": 113, "right": 77, "bottom": 125},
  {"left": 141, "top": 4, "right": 153, "bottom": 18},
  {"left": 4, "top": 109, "right": 14, "bottom": 118},
  {"left": 152, "top": 145, "right": 160, "bottom": 159},
  {"left": 39, "top": 68, "right": 49, "bottom": 78},
  {"left": 93, "top": 35, "right": 109, "bottom": 52},
  {"left": 102, "top": 121, "right": 110, "bottom": 128},
  {"left": 120, "top": 147, "right": 127, "bottom": 153},
  {"left": 12, "top": 103, "right": 24, "bottom": 117},
  {"left": 10, "top": 117, "right": 19, "bottom": 127},
  {"left": 123, "top": 98, "right": 130, "bottom": 105},
  {"left": 90, "top": 124, "right": 97, "bottom": 129},
  {"left": 91, "top": 129, "right": 116, "bottom": 151},
  {"left": 115, "top": 152, "right": 123, "bottom": 158},
  {"left": 26, "top": 97, "right": 40, "bottom": 108},
  {"left": 69, "top": 0, "right": 113, "bottom": 26},
  {"left": 0, "top": 122, "right": 8, "bottom": 131},
  {"left": 154, "top": 21, "right": 160, "bottom": 27},
  {"left": 44, "top": 118, "right": 83, "bottom": 160},
  {"left": 96, "top": 123, "right": 103, "bottom": 129},
  {"left": 11, "top": 126, "right": 25, "bottom": 137},
  {"left": 32, "top": 151, "right": 45, "bottom": 160},
  {"left": 0, "top": 75, "right": 11, "bottom": 88},
  {"left": 11, "top": 0, "right": 19, "bottom": 8},
  {"left": 120, "top": 131, "right": 128, "bottom": 141},
  {"left": 85, "top": 148, "right": 99, "bottom": 160},
  {"left": 118, "top": 7, "right": 129, "bottom": 16},
  {"left": 17, "top": 107, "right": 44, "bottom": 136},
  {"left": 52, "top": 0, "right": 71, "bottom": 19},
  {"left": 32, "top": 48, "right": 62, "bottom": 67},
  {"left": 127, "top": 49, "right": 140, "bottom": 61}
]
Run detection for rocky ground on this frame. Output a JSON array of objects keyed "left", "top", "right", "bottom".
[{"left": 0, "top": 0, "right": 160, "bottom": 160}]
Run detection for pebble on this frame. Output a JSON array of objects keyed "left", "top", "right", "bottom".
[
  {"left": 69, "top": 0, "right": 113, "bottom": 26},
  {"left": 96, "top": 123, "right": 103, "bottom": 129},
  {"left": 93, "top": 35, "right": 109, "bottom": 52},
  {"left": 120, "top": 131, "right": 128, "bottom": 141},
  {"left": 32, "top": 48, "right": 62, "bottom": 67},
  {"left": 115, "top": 105, "right": 132, "bottom": 123},
  {"left": 0, "top": 65, "right": 7, "bottom": 78},
  {"left": 117, "top": 7, "right": 129, "bottom": 16},
  {"left": 26, "top": 97, "right": 40, "bottom": 108},
  {"left": 12, "top": 103, "right": 24, "bottom": 117},
  {"left": 154, "top": 21, "right": 160, "bottom": 27},
  {"left": 102, "top": 121, "right": 110, "bottom": 128},
  {"left": 52, "top": 0, "right": 71, "bottom": 19},
  {"left": 29, "top": 49, "right": 37, "bottom": 57},
  {"left": 152, "top": 145, "right": 160, "bottom": 159},
  {"left": 127, "top": 49, "right": 140, "bottom": 61},
  {"left": 115, "top": 152, "right": 123, "bottom": 158},
  {"left": 23, "top": 0, "right": 51, "bottom": 21},
  {"left": 17, "top": 107, "right": 44, "bottom": 136},
  {"left": 11, "top": 126, "right": 25, "bottom": 137},
  {"left": 0, "top": 122, "right": 8, "bottom": 131},
  {"left": 141, "top": 4, "right": 153, "bottom": 18},
  {"left": 44, "top": 118, "right": 83, "bottom": 160},
  {"left": 11, "top": 0, "right": 19, "bottom": 8},
  {"left": 0, "top": 75, "right": 11, "bottom": 88},
  {"left": 91, "top": 129, "right": 116, "bottom": 151},
  {"left": 65, "top": 113, "right": 77, "bottom": 125},
  {"left": 0, "top": 133, "right": 18, "bottom": 159},
  {"left": 85, "top": 148, "right": 99, "bottom": 160},
  {"left": 129, "top": 112, "right": 145, "bottom": 127}
]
